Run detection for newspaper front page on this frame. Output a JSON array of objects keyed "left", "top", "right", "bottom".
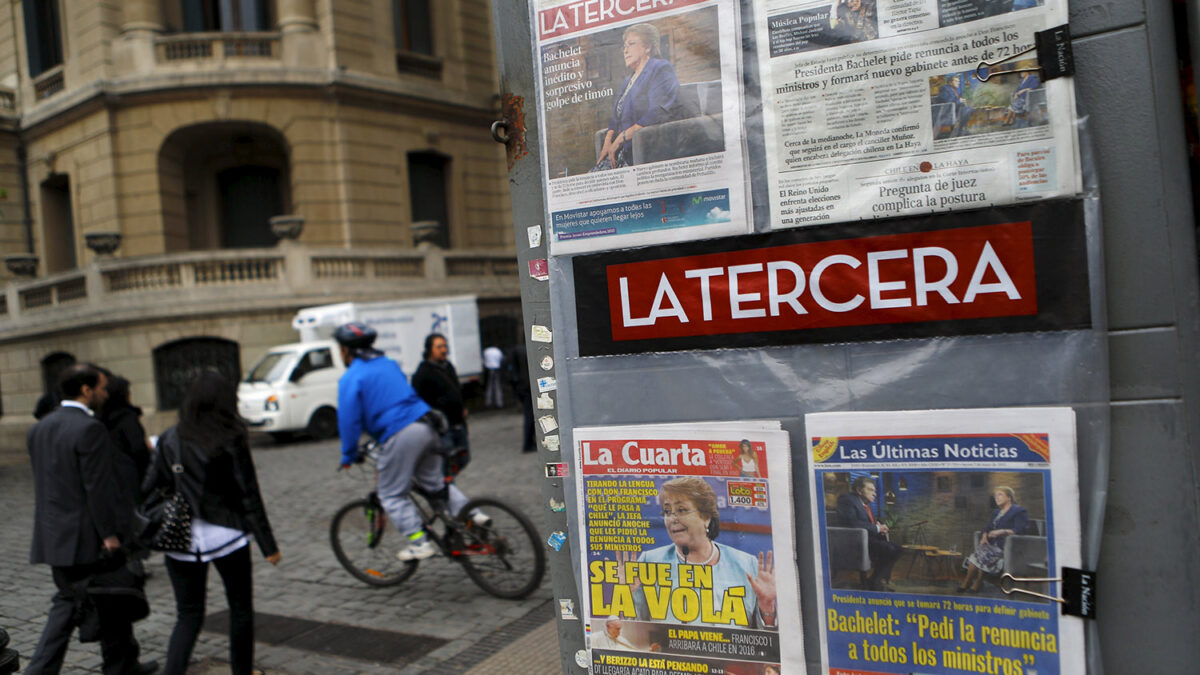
[
  {"left": 755, "top": 0, "right": 1080, "bottom": 227},
  {"left": 804, "top": 408, "right": 1084, "bottom": 674},
  {"left": 574, "top": 423, "right": 804, "bottom": 673},
  {"left": 534, "top": 0, "right": 751, "bottom": 254}
]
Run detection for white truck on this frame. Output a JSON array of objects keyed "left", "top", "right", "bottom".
[{"left": 238, "top": 295, "right": 481, "bottom": 441}]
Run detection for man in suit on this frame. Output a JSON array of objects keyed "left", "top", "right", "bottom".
[
  {"left": 25, "top": 364, "right": 156, "bottom": 675},
  {"left": 836, "top": 476, "right": 904, "bottom": 591}
]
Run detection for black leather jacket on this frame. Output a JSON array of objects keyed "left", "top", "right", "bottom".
[{"left": 141, "top": 425, "right": 278, "bottom": 558}]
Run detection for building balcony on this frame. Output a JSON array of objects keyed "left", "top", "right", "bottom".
[
  {"left": 154, "top": 31, "right": 281, "bottom": 66},
  {"left": 0, "top": 244, "right": 519, "bottom": 341}
]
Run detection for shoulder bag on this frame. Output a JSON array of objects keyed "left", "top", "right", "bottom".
[{"left": 133, "top": 432, "right": 193, "bottom": 552}]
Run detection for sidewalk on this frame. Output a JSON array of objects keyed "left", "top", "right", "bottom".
[{"left": 0, "top": 408, "right": 564, "bottom": 674}]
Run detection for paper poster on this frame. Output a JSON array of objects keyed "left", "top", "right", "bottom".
[
  {"left": 755, "top": 0, "right": 1080, "bottom": 226},
  {"left": 534, "top": 0, "right": 751, "bottom": 254},
  {"left": 574, "top": 422, "right": 805, "bottom": 674},
  {"left": 803, "top": 407, "right": 1083, "bottom": 674}
]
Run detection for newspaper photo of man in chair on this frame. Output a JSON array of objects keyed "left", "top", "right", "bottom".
[{"left": 822, "top": 471, "right": 1051, "bottom": 601}]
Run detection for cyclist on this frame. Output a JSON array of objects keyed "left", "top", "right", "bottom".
[{"left": 333, "top": 321, "right": 483, "bottom": 561}]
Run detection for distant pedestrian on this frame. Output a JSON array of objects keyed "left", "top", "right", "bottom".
[
  {"left": 101, "top": 375, "right": 151, "bottom": 504},
  {"left": 506, "top": 344, "right": 535, "bottom": 453},
  {"left": 33, "top": 389, "right": 59, "bottom": 420},
  {"left": 25, "top": 363, "right": 156, "bottom": 675},
  {"left": 412, "top": 333, "right": 470, "bottom": 458},
  {"left": 482, "top": 344, "right": 505, "bottom": 408},
  {"left": 101, "top": 374, "right": 153, "bottom": 573},
  {"left": 143, "top": 371, "right": 280, "bottom": 675}
]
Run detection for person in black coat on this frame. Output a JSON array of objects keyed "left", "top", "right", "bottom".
[
  {"left": 836, "top": 476, "right": 903, "bottom": 591},
  {"left": 101, "top": 376, "right": 150, "bottom": 494},
  {"left": 505, "top": 344, "right": 535, "bottom": 453},
  {"left": 142, "top": 371, "right": 280, "bottom": 675},
  {"left": 100, "top": 375, "right": 152, "bottom": 546},
  {"left": 25, "top": 364, "right": 154, "bottom": 675},
  {"left": 411, "top": 333, "right": 470, "bottom": 458}
]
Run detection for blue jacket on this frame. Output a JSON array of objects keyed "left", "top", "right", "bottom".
[
  {"left": 608, "top": 58, "right": 679, "bottom": 136},
  {"left": 337, "top": 354, "right": 430, "bottom": 465},
  {"left": 983, "top": 505, "right": 1030, "bottom": 549}
]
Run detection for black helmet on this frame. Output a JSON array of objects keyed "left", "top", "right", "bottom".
[{"left": 333, "top": 322, "right": 377, "bottom": 349}]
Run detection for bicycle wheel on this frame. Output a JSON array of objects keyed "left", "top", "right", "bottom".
[
  {"left": 329, "top": 498, "right": 419, "bottom": 587},
  {"left": 455, "top": 497, "right": 546, "bottom": 599}
]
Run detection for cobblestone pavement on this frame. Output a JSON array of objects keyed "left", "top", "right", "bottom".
[{"left": 0, "top": 409, "right": 563, "bottom": 674}]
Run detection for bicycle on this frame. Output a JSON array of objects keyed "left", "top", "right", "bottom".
[{"left": 329, "top": 440, "right": 546, "bottom": 599}]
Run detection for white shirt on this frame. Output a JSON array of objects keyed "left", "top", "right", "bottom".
[
  {"left": 590, "top": 630, "right": 636, "bottom": 651},
  {"left": 483, "top": 346, "right": 504, "bottom": 370},
  {"left": 60, "top": 400, "right": 93, "bottom": 416},
  {"left": 165, "top": 516, "right": 249, "bottom": 563}
]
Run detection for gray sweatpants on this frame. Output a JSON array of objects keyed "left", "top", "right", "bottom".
[{"left": 376, "top": 421, "right": 470, "bottom": 538}]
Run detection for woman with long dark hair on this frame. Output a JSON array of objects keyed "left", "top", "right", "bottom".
[{"left": 142, "top": 371, "right": 281, "bottom": 674}]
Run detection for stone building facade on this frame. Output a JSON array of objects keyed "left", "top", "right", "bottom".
[{"left": 0, "top": 0, "right": 519, "bottom": 455}]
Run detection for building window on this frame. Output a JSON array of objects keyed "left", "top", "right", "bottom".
[
  {"left": 393, "top": 0, "right": 432, "bottom": 55},
  {"left": 408, "top": 151, "right": 450, "bottom": 249},
  {"left": 23, "top": 0, "right": 64, "bottom": 78},
  {"left": 153, "top": 337, "right": 241, "bottom": 410},
  {"left": 40, "top": 173, "right": 75, "bottom": 273},
  {"left": 182, "top": 0, "right": 272, "bottom": 32}
]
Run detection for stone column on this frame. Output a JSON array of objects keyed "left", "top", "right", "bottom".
[
  {"left": 115, "top": 0, "right": 164, "bottom": 75},
  {"left": 278, "top": 0, "right": 324, "bottom": 68},
  {"left": 122, "top": 0, "right": 164, "bottom": 35}
]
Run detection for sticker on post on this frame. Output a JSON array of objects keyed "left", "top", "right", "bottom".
[
  {"left": 537, "top": 392, "right": 555, "bottom": 409},
  {"left": 549, "top": 497, "right": 566, "bottom": 512},
  {"left": 528, "top": 224, "right": 543, "bottom": 248},
  {"left": 540, "top": 355, "right": 554, "bottom": 370},
  {"left": 539, "top": 415, "right": 559, "bottom": 433},
  {"left": 528, "top": 258, "right": 549, "bottom": 281},
  {"left": 544, "top": 462, "right": 568, "bottom": 477},
  {"left": 542, "top": 434, "right": 560, "bottom": 452},
  {"left": 537, "top": 376, "right": 557, "bottom": 392},
  {"left": 547, "top": 531, "right": 567, "bottom": 551},
  {"left": 559, "top": 598, "right": 577, "bottom": 620},
  {"left": 574, "top": 649, "right": 589, "bottom": 668},
  {"left": 531, "top": 325, "right": 552, "bottom": 343}
]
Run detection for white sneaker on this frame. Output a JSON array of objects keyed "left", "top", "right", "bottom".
[
  {"left": 397, "top": 539, "right": 436, "bottom": 561},
  {"left": 470, "top": 512, "right": 492, "bottom": 528}
]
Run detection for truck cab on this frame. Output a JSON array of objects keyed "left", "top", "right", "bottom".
[{"left": 237, "top": 339, "right": 344, "bottom": 440}]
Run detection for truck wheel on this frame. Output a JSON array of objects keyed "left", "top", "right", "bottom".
[{"left": 307, "top": 407, "right": 338, "bottom": 440}]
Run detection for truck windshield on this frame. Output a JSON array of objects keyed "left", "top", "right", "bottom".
[{"left": 245, "top": 352, "right": 295, "bottom": 383}]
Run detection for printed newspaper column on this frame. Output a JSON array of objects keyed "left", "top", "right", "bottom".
[
  {"left": 754, "top": 0, "right": 1080, "bottom": 227},
  {"left": 804, "top": 408, "right": 1084, "bottom": 674},
  {"left": 534, "top": 0, "right": 751, "bottom": 254},
  {"left": 574, "top": 423, "right": 804, "bottom": 674}
]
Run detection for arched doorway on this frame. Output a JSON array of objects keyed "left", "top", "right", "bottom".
[{"left": 158, "top": 122, "right": 291, "bottom": 251}]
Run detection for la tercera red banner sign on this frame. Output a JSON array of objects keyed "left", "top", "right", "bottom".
[
  {"left": 538, "top": 0, "right": 710, "bottom": 39},
  {"left": 573, "top": 201, "right": 1090, "bottom": 356}
]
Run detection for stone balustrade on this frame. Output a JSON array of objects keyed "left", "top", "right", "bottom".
[
  {"left": 155, "top": 32, "right": 282, "bottom": 63},
  {"left": 0, "top": 245, "right": 518, "bottom": 340}
]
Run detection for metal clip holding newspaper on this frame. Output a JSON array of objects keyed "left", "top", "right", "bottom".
[
  {"left": 976, "top": 24, "right": 1075, "bottom": 82},
  {"left": 1000, "top": 567, "right": 1096, "bottom": 619}
]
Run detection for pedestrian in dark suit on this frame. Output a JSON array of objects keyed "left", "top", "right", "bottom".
[
  {"left": 836, "top": 476, "right": 903, "bottom": 591},
  {"left": 25, "top": 364, "right": 156, "bottom": 675}
]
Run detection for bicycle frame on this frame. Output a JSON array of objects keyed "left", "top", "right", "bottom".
[{"left": 357, "top": 486, "right": 500, "bottom": 561}]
